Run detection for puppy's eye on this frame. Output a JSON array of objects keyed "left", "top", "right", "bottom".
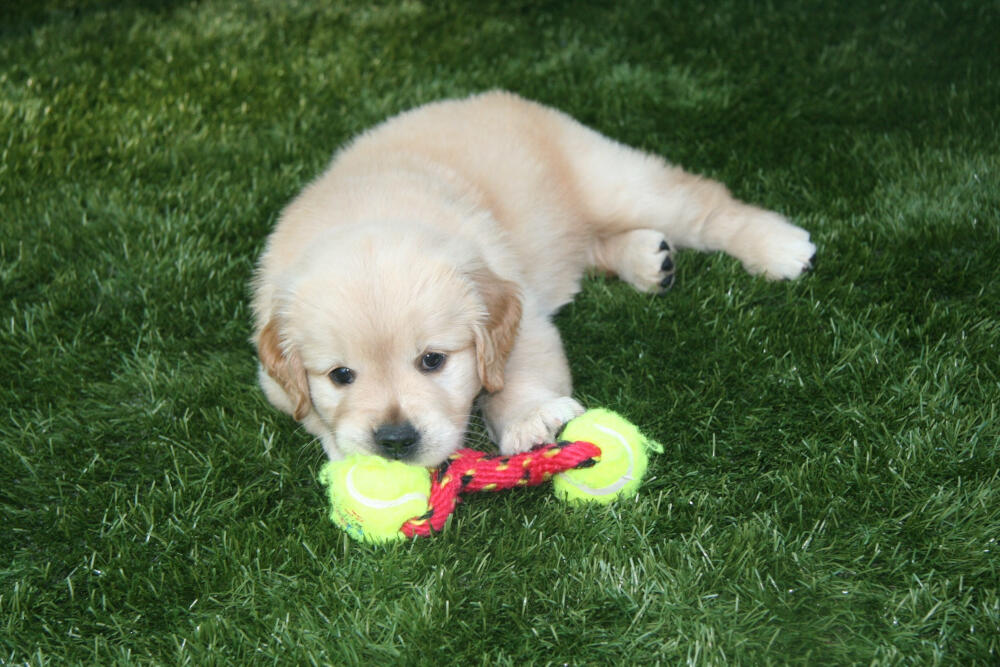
[
  {"left": 419, "top": 352, "right": 446, "bottom": 372},
  {"left": 329, "top": 367, "right": 355, "bottom": 386}
]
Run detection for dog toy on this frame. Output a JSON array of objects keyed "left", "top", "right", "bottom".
[
  {"left": 551, "top": 408, "right": 657, "bottom": 504},
  {"left": 319, "top": 408, "right": 662, "bottom": 543}
]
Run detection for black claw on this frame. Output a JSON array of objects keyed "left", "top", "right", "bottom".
[
  {"left": 660, "top": 255, "right": 674, "bottom": 272},
  {"left": 660, "top": 274, "right": 675, "bottom": 290},
  {"left": 659, "top": 240, "right": 670, "bottom": 252},
  {"left": 807, "top": 252, "right": 817, "bottom": 271}
]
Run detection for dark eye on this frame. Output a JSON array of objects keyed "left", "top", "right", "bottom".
[
  {"left": 329, "top": 367, "right": 355, "bottom": 385},
  {"left": 419, "top": 352, "right": 446, "bottom": 372}
]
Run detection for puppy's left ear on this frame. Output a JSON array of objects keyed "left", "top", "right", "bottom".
[{"left": 470, "top": 266, "right": 522, "bottom": 393}]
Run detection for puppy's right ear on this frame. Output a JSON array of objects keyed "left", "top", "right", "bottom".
[{"left": 256, "top": 318, "right": 311, "bottom": 420}]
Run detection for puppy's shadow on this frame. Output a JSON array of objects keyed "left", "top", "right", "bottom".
[{"left": 464, "top": 408, "right": 498, "bottom": 453}]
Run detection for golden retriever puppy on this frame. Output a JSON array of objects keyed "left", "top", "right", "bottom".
[{"left": 252, "top": 91, "right": 815, "bottom": 466}]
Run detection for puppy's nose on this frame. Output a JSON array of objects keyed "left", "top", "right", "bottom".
[{"left": 374, "top": 422, "right": 421, "bottom": 459}]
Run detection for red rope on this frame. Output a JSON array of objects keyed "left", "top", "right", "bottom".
[{"left": 400, "top": 440, "right": 601, "bottom": 538}]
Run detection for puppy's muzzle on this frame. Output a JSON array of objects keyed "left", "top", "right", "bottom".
[{"left": 374, "top": 422, "right": 421, "bottom": 460}]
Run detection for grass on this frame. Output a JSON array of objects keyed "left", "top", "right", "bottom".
[{"left": 2, "top": 0, "right": 998, "bottom": 664}]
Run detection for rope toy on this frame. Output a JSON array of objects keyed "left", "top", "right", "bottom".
[{"left": 319, "top": 408, "right": 662, "bottom": 543}]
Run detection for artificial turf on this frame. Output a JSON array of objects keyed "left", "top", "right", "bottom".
[{"left": 2, "top": 0, "right": 998, "bottom": 664}]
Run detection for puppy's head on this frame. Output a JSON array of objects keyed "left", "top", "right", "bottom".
[{"left": 256, "top": 225, "right": 521, "bottom": 466}]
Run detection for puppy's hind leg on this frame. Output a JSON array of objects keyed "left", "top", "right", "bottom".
[{"left": 562, "top": 121, "right": 816, "bottom": 280}]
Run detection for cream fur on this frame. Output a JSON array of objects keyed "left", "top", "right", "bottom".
[{"left": 252, "top": 91, "right": 815, "bottom": 465}]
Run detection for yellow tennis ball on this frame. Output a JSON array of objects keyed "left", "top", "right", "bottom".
[
  {"left": 553, "top": 408, "right": 662, "bottom": 504},
  {"left": 319, "top": 455, "right": 431, "bottom": 543}
]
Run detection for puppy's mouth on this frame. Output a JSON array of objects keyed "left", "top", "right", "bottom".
[{"left": 331, "top": 415, "right": 466, "bottom": 467}]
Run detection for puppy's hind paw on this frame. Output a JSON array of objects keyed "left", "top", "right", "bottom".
[
  {"left": 600, "top": 228, "right": 676, "bottom": 294},
  {"left": 735, "top": 210, "right": 816, "bottom": 280}
]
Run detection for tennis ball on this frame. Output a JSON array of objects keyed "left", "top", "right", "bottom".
[
  {"left": 319, "top": 455, "right": 431, "bottom": 543},
  {"left": 552, "top": 408, "right": 662, "bottom": 504}
]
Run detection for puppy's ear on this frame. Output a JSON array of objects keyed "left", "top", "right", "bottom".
[
  {"left": 257, "top": 318, "right": 311, "bottom": 420},
  {"left": 470, "top": 266, "right": 522, "bottom": 393}
]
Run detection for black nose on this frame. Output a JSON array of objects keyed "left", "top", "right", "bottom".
[{"left": 374, "top": 422, "right": 421, "bottom": 459}]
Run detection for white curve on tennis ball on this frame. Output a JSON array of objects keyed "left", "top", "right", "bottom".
[
  {"left": 559, "top": 422, "right": 636, "bottom": 496},
  {"left": 345, "top": 464, "right": 429, "bottom": 509}
]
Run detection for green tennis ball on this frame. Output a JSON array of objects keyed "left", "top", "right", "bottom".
[
  {"left": 553, "top": 408, "right": 662, "bottom": 504},
  {"left": 318, "top": 455, "right": 431, "bottom": 543}
]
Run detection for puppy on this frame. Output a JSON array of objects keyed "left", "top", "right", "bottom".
[{"left": 252, "top": 91, "right": 815, "bottom": 466}]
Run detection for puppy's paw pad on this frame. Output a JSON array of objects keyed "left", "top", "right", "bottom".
[
  {"left": 615, "top": 229, "right": 675, "bottom": 293},
  {"left": 736, "top": 211, "right": 816, "bottom": 280},
  {"left": 498, "top": 397, "right": 585, "bottom": 455}
]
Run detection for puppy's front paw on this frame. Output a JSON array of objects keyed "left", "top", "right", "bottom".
[
  {"left": 498, "top": 397, "right": 585, "bottom": 455},
  {"left": 734, "top": 210, "right": 816, "bottom": 280}
]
